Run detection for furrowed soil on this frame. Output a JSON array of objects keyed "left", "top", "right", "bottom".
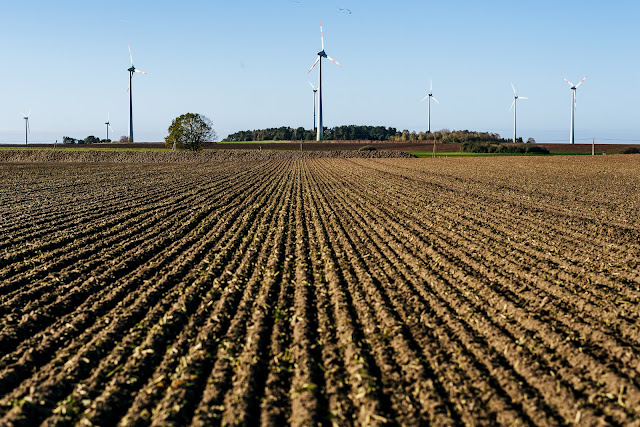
[
  {"left": 1, "top": 155, "right": 639, "bottom": 425},
  {"left": 7, "top": 141, "right": 639, "bottom": 154}
]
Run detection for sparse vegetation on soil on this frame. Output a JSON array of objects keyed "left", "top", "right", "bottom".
[{"left": 0, "top": 155, "right": 639, "bottom": 425}]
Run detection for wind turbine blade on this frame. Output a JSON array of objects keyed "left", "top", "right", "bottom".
[
  {"left": 420, "top": 94, "right": 429, "bottom": 102},
  {"left": 135, "top": 69, "right": 147, "bottom": 74},
  {"left": 430, "top": 80, "right": 433, "bottom": 92},
  {"left": 128, "top": 43, "right": 133, "bottom": 66},
  {"left": 432, "top": 96, "right": 439, "bottom": 104},
  {"left": 509, "top": 99, "right": 515, "bottom": 111},
  {"left": 511, "top": 82, "right": 517, "bottom": 95},
  {"left": 307, "top": 57, "right": 320, "bottom": 73},
  {"left": 308, "top": 80, "right": 316, "bottom": 90},
  {"left": 519, "top": 96, "right": 528, "bottom": 100},
  {"left": 20, "top": 112, "right": 26, "bottom": 117},
  {"left": 326, "top": 55, "right": 342, "bottom": 67},
  {"left": 562, "top": 77, "right": 574, "bottom": 87},
  {"left": 320, "top": 21, "right": 324, "bottom": 50},
  {"left": 109, "top": 125, "right": 114, "bottom": 133},
  {"left": 574, "top": 93, "right": 577, "bottom": 111},
  {"left": 27, "top": 120, "right": 31, "bottom": 133},
  {"left": 27, "top": 109, "right": 31, "bottom": 117},
  {"left": 575, "top": 74, "right": 588, "bottom": 88}
]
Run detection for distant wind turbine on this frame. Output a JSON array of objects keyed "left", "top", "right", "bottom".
[
  {"left": 21, "top": 110, "right": 31, "bottom": 145},
  {"left": 562, "top": 75, "right": 588, "bottom": 144},
  {"left": 307, "top": 21, "right": 342, "bottom": 141},
  {"left": 127, "top": 43, "right": 147, "bottom": 143},
  {"left": 420, "top": 80, "right": 439, "bottom": 133},
  {"left": 105, "top": 110, "right": 114, "bottom": 141},
  {"left": 308, "top": 81, "right": 318, "bottom": 132},
  {"left": 509, "top": 83, "right": 527, "bottom": 143}
]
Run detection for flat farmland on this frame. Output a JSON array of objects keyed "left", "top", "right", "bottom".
[{"left": 1, "top": 156, "right": 639, "bottom": 425}]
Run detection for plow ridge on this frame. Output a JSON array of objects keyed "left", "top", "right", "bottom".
[{"left": 1, "top": 156, "right": 639, "bottom": 425}]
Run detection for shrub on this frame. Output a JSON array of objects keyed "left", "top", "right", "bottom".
[
  {"left": 460, "top": 142, "right": 549, "bottom": 154},
  {"left": 460, "top": 142, "right": 494, "bottom": 153},
  {"left": 621, "top": 147, "right": 640, "bottom": 154},
  {"left": 525, "top": 145, "right": 550, "bottom": 154}
]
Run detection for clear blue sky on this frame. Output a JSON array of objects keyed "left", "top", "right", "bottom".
[{"left": 0, "top": 0, "right": 638, "bottom": 143}]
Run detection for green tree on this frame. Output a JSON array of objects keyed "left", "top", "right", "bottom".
[
  {"left": 165, "top": 113, "right": 217, "bottom": 151},
  {"left": 84, "top": 135, "right": 100, "bottom": 144}
]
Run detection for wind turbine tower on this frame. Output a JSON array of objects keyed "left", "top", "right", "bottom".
[
  {"left": 105, "top": 110, "right": 114, "bottom": 141},
  {"left": 421, "top": 81, "right": 439, "bottom": 133},
  {"left": 509, "top": 83, "right": 527, "bottom": 143},
  {"left": 562, "top": 75, "right": 588, "bottom": 144},
  {"left": 21, "top": 110, "right": 31, "bottom": 145},
  {"left": 308, "top": 81, "right": 318, "bottom": 132},
  {"left": 127, "top": 44, "right": 147, "bottom": 143},
  {"left": 308, "top": 22, "right": 342, "bottom": 141}
]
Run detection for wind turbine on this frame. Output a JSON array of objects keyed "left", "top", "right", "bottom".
[
  {"left": 308, "top": 81, "right": 318, "bottom": 132},
  {"left": 509, "top": 83, "right": 527, "bottom": 143},
  {"left": 105, "top": 110, "right": 114, "bottom": 141},
  {"left": 562, "top": 75, "right": 588, "bottom": 144},
  {"left": 420, "top": 81, "right": 439, "bottom": 133},
  {"left": 307, "top": 21, "right": 342, "bottom": 141},
  {"left": 127, "top": 43, "right": 147, "bottom": 143},
  {"left": 21, "top": 110, "right": 31, "bottom": 145}
]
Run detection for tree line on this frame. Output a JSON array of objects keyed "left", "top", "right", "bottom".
[
  {"left": 391, "top": 129, "right": 509, "bottom": 143},
  {"left": 63, "top": 135, "right": 111, "bottom": 144},
  {"left": 223, "top": 125, "right": 398, "bottom": 142},
  {"left": 223, "top": 126, "right": 509, "bottom": 143}
]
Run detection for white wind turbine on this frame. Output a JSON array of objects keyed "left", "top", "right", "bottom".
[
  {"left": 105, "top": 110, "right": 114, "bottom": 141},
  {"left": 420, "top": 80, "right": 439, "bottom": 133},
  {"left": 509, "top": 83, "right": 527, "bottom": 143},
  {"left": 21, "top": 110, "right": 31, "bottom": 145},
  {"left": 562, "top": 75, "right": 588, "bottom": 144},
  {"left": 307, "top": 21, "right": 343, "bottom": 141},
  {"left": 127, "top": 43, "right": 147, "bottom": 143},
  {"left": 308, "top": 81, "right": 318, "bottom": 132}
]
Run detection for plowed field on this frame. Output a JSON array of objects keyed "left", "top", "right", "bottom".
[{"left": 1, "top": 156, "right": 639, "bottom": 425}]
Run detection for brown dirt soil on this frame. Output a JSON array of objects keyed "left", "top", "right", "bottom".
[
  {"left": 4, "top": 141, "right": 639, "bottom": 154},
  {"left": 0, "top": 149, "right": 414, "bottom": 163},
  {"left": 0, "top": 156, "right": 639, "bottom": 425}
]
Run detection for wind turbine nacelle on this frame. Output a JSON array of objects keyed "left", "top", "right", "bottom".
[
  {"left": 128, "top": 66, "right": 136, "bottom": 72},
  {"left": 318, "top": 50, "right": 327, "bottom": 58}
]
